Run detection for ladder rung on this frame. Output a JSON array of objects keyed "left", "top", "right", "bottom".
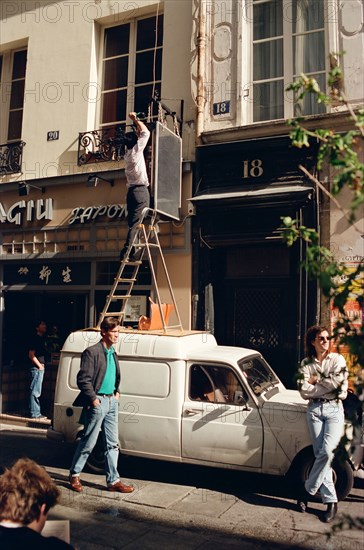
[
  {"left": 107, "top": 294, "right": 132, "bottom": 300},
  {"left": 116, "top": 278, "right": 137, "bottom": 283},
  {"left": 126, "top": 260, "right": 142, "bottom": 265},
  {"left": 135, "top": 243, "right": 159, "bottom": 248}
]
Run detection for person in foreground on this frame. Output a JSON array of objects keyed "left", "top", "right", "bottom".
[
  {"left": 0, "top": 458, "right": 74, "bottom": 549},
  {"left": 69, "top": 316, "right": 134, "bottom": 494},
  {"left": 297, "top": 325, "right": 348, "bottom": 523}
]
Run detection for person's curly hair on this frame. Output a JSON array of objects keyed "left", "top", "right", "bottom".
[
  {"left": 304, "top": 325, "right": 329, "bottom": 358},
  {"left": 0, "top": 458, "right": 60, "bottom": 525}
]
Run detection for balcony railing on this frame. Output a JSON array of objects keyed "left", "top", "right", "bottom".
[
  {"left": 78, "top": 126, "right": 125, "bottom": 166},
  {"left": 0, "top": 141, "right": 25, "bottom": 174}
]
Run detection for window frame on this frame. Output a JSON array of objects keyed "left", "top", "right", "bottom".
[
  {"left": 0, "top": 47, "right": 28, "bottom": 143},
  {"left": 99, "top": 13, "right": 163, "bottom": 131},
  {"left": 245, "top": 0, "right": 330, "bottom": 124},
  {"left": 188, "top": 362, "right": 250, "bottom": 405}
]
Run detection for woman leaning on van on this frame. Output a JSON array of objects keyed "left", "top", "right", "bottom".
[{"left": 297, "top": 325, "right": 348, "bottom": 523}]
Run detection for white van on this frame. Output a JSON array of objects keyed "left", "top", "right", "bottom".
[{"left": 47, "top": 328, "right": 362, "bottom": 500}]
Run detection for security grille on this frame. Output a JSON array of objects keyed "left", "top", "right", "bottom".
[{"left": 234, "top": 288, "right": 281, "bottom": 349}]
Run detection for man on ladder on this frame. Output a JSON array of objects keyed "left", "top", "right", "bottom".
[{"left": 119, "top": 112, "right": 151, "bottom": 262}]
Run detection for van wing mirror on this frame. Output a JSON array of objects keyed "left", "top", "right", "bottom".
[{"left": 234, "top": 391, "right": 252, "bottom": 411}]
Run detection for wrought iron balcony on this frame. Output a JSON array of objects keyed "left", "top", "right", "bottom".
[
  {"left": 0, "top": 141, "right": 25, "bottom": 174},
  {"left": 78, "top": 126, "right": 126, "bottom": 166}
]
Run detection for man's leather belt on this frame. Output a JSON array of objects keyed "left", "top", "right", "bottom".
[
  {"left": 97, "top": 393, "right": 114, "bottom": 398},
  {"left": 311, "top": 398, "right": 336, "bottom": 403}
]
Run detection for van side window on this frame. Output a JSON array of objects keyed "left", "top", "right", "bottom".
[{"left": 189, "top": 365, "right": 248, "bottom": 405}]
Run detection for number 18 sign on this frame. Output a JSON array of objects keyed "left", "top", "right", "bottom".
[{"left": 213, "top": 101, "right": 230, "bottom": 116}]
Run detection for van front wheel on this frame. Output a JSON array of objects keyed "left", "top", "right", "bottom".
[{"left": 296, "top": 449, "right": 354, "bottom": 501}]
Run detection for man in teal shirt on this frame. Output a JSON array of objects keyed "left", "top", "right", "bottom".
[{"left": 69, "top": 317, "right": 134, "bottom": 494}]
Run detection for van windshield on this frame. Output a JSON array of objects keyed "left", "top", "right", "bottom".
[{"left": 238, "top": 356, "right": 280, "bottom": 396}]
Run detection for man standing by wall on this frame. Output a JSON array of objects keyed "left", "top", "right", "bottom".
[
  {"left": 119, "top": 111, "right": 151, "bottom": 261},
  {"left": 69, "top": 317, "right": 134, "bottom": 494},
  {"left": 28, "top": 320, "right": 48, "bottom": 419}
]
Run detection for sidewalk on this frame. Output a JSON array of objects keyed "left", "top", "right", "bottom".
[
  {"left": 0, "top": 411, "right": 51, "bottom": 429},
  {"left": 50, "top": 473, "right": 364, "bottom": 550}
]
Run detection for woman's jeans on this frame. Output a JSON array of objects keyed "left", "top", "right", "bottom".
[
  {"left": 305, "top": 400, "right": 344, "bottom": 503},
  {"left": 29, "top": 367, "right": 44, "bottom": 418},
  {"left": 70, "top": 395, "right": 120, "bottom": 485}
]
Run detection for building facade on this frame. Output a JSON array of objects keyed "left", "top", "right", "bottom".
[
  {"left": 190, "top": 0, "right": 364, "bottom": 386},
  {"left": 0, "top": 0, "right": 196, "bottom": 413}
]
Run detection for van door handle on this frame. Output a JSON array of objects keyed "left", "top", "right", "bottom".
[{"left": 184, "top": 408, "right": 200, "bottom": 416}]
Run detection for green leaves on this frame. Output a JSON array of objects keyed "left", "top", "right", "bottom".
[
  {"left": 286, "top": 57, "right": 364, "bottom": 218},
  {"left": 279, "top": 213, "right": 363, "bottom": 370}
]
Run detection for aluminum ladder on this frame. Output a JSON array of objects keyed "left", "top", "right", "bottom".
[{"left": 96, "top": 211, "right": 183, "bottom": 332}]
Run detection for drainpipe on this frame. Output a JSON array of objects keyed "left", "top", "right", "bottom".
[{"left": 196, "top": 0, "right": 207, "bottom": 144}]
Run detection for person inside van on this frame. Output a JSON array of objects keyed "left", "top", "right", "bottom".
[{"left": 190, "top": 366, "right": 227, "bottom": 403}]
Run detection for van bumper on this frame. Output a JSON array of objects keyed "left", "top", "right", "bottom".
[{"left": 46, "top": 426, "right": 65, "bottom": 442}]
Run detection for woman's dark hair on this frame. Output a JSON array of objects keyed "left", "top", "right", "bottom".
[{"left": 304, "top": 325, "right": 329, "bottom": 358}]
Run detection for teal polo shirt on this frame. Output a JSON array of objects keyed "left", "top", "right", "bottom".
[{"left": 98, "top": 346, "right": 117, "bottom": 395}]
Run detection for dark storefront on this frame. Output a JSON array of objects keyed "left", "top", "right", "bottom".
[
  {"left": 0, "top": 258, "right": 151, "bottom": 414},
  {"left": 192, "top": 136, "right": 319, "bottom": 388}
]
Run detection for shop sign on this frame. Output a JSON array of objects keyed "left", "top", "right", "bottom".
[
  {"left": 68, "top": 203, "right": 126, "bottom": 225},
  {"left": 4, "top": 262, "right": 91, "bottom": 286},
  {"left": 0, "top": 199, "right": 53, "bottom": 225},
  {"left": 197, "top": 136, "right": 318, "bottom": 191}
]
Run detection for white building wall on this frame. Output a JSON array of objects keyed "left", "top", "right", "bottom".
[
  {"left": 0, "top": 0, "right": 196, "bottom": 181},
  {"left": 192, "top": 0, "right": 364, "bottom": 134},
  {"left": 339, "top": 0, "right": 364, "bottom": 105}
]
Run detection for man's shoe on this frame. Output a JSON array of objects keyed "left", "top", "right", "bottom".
[
  {"left": 69, "top": 475, "right": 83, "bottom": 493},
  {"left": 31, "top": 415, "right": 48, "bottom": 420},
  {"left": 323, "top": 503, "right": 338, "bottom": 523},
  {"left": 107, "top": 480, "right": 134, "bottom": 493}
]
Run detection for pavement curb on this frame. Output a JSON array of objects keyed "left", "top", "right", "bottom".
[{"left": 0, "top": 412, "right": 50, "bottom": 429}]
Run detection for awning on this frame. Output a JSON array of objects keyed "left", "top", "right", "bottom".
[{"left": 189, "top": 184, "right": 314, "bottom": 207}]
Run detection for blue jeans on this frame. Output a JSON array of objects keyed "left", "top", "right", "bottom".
[
  {"left": 70, "top": 395, "right": 120, "bottom": 485},
  {"left": 29, "top": 367, "right": 45, "bottom": 418},
  {"left": 305, "top": 400, "right": 344, "bottom": 503}
]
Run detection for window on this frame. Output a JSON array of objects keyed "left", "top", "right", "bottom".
[
  {"left": 119, "top": 361, "right": 170, "bottom": 398},
  {"left": 238, "top": 356, "right": 279, "bottom": 396},
  {"left": 251, "top": 0, "right": 326, "bottom": 122},
  {"left": 189, "top": 364, "right": 249, "bottom": 405},
  {"left": 0, "top": 49, "right": 27, "bottom": 142},
  {"left": 101, "top": 14, "right": 163, "bottom": 131}
]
